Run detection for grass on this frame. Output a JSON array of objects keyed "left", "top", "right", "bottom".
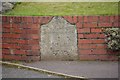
[{"left": 4, "top": 2, "right": 119, "bottom": 16}]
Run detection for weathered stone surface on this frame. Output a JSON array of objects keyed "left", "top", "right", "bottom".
[
  {"left": 0, "top": 2, "right": 16, "bottom": 14},
  {"left": 0, "top": 2, "right": 2, "bottom": 13},
  {"left": 41, "top": 17, "right": 78, "bottom": 61},
  {"left": 2, "top": 2, "right": 14, "bottom": 12},
  {"left": 9, "top": 2, "right": 16, "bottom": 5}
]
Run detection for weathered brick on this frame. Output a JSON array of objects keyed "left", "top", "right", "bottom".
[
  {"left": 2, "top": 24, "right": 10, "bottom": 28},
  {"left": 14, "top": 50, "right": 27, "bottom": 54},
  {"left": 78, "top": 34, "right": 84, "bottom": 39},
  {"left": 63, "top": 16, "right": 68, "bottom": 21},
  {"left": 12, "top": 24, "right": 20, "bottom": 29},
  {"left": 20, "top": 45, "right": 31, "bottom": 50},
  {"left": 79, "top": 54, "right": 118, "bottom": 61},
  {"left": 13, "top": 28, "right": 22, "bottom": 33},
  {"left": 20, "top": 34, "right": 30, "bottom": 39},
  {"left": 66, "top": 16, "right": 74, "bottom": 24},
  {"left": 92, "top": 39, "right": 105, "bottom": 44},
  {"left": 17, "top": 40, "right": 27, "bottom": 44},
  {"left": 27, "top": 17, "right": 33, "bottom": 23},
  {"left": 98, "top": 23, "right": 112, "bottom": 27},
  {"left": 30, "top": 24, "right": 40, "bottom": 29},
  {"left": 76, "top": 22, "right": 82, "bottom": 28},
  {"left": 78, "top": 44, "right": 97, "bottom": 49},
  {"left": 110, "top": 16, "right": 115, "bottom": 22},
  {"left": 41, "top": 17, "right": 49, "bottom": 24},
  {"left": 84, "top": 34, "right": 98, "bottom": 39},
  {"left": 2, "top": 49, "right": 10, "bottom": 54},
  {"left": 2, "top": 28, "right": 10, "bottom": 33},
  {"left": 40, "top": 16, "right": 53, "bottom": 24},
  {"left": 83, "top": 23, "right": 97, "bottom": 27},
  {"left": 13, "top": 17, "right": 22, "bottom": 23},
  {"left": 79, "top": 50, "right": 92, "bottom": 54},
  {"left": 22, "top": 16, "right": 33, "bottom": 23},
  {"left": 2, "top": 16, "right": 7, "bottom": 22},
  {"left": 78, "top": 39, "right": 92, "bottom": 44},
  {"left": 23, "top": 29, "right": 39, "bottom": 34},
  {"left": 3, "top": 54, "right": 24, "bottom": 61},
  {"left": 91, "top": 28, "right": 102, "bottom": 33},
  {"left": 99, "top": 16, "right": 110, "bottom": 22},
  {"left": 2, "top": 33, "right": 12, "bottom": 38},
  {"left": 72, "top": 16, "right": 78, "bottom": 23},
  {"left": 78, "top": 16, "right": 83, "bottom": 22},
  {"left": 114, "top": 16, "right": 119, "bottom": 22},
  {"left": 98, "top": 55, "right": 118, "bottom": 61},
  {"left": 31, "top": 34, "right": 39, "bottom": 40},
  {"left": 107, "top": 50, "right": 120, "bottom": 55},
  {"left": 11, "top": 34, "right": 21, "bottom": 39},
  {"left": 31, "top": 45, "right": 40, "bottom": 50},
  {"left": 83, "top": 16, "right": 98, "bottom": 22},
  {"left": 84, "top": 34, "right": 105, "bottom": 39},
  {"left": 21, "top": 17, "right": 27, "bottom": 23},
  {"left": 28, "top": 40, "right": 39, "bottom": 44},
  {"left": 2, "top": 43, "right": 20, "bottom": 49},
  {"left": 83, "top": 16, "right": 88, "bottom": 22},
  {"left": 33, "top": 17, "right": 39, "bottom": 23},
  {"left": 77, "top": 28, "right": 90, "bottom": 33},
  {"left": 79, "top": 54, "right": 98, "bottom": 61},
  {"left": 113, "top": 22, "right": 119, "bottom": 27},
  {"left": 88, "top": 16, "right": 98, "bottom": 22},
  {"left": 0, "top": 24, "right": 2, "bottom": 32},
  {"left": 99, "top": 34, "right": 106, "bottom": 38},
  {"left": 20, "top": 24, "right": 32, "bottom": 29},
  {"left": 2, "top": 38, "right": 11, "bottom": 43},
  {"left": 119, "top": 16, "right": 120, "bottom": 22},
  {"left": 10, "top": 39, "right": 18, "bottom": 44},
  {"left": 28, "top": 50, "right": 40, "bottom": 56},
  {"left": 96, "top": 44, "right": 107, "bottom": 49},
  {"left": 92, "top": 49, "right": 107, "bottom": 54},
  {"left": 2, "top": 43, "right": 12, "bottom": 49}
]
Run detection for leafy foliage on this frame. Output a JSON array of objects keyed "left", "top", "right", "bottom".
[{"left": 104, "top": 28, "right": 120, "bottom": 51}]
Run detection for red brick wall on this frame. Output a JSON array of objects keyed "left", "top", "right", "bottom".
[
  {"left": 2, "top": 16, "right": 119, "bottom": 61},
  {"left": 2, "top": 16, "right": 53, "bottom": 62}
]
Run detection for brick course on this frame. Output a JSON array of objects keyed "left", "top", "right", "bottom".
[{"left": 2, "top": 15, "right": 119, "bottom": 61}]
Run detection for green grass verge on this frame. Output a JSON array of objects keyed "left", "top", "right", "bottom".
[{"left": 4, "top": 2, "right": 119, "bottom": 16}]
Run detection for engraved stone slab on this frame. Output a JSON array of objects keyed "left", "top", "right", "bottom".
[{"left": 41, "top": 17, "right": 78, "bottom": 60}]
